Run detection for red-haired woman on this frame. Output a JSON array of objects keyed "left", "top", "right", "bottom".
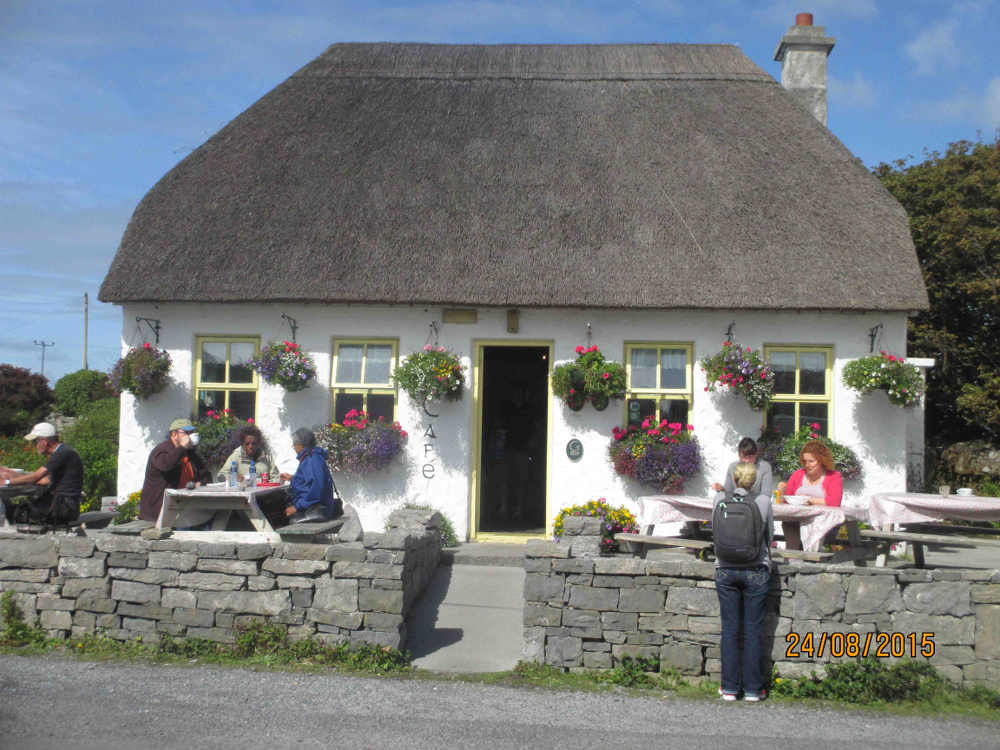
[{"left": 776, "top": 440, "right": 843, "bottom": 550}]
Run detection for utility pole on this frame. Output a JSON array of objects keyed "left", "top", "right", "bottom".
[
  {"left": 83, "top": 292, "right": 89, "bottom": 370},
  {"left": 33, "top": 340, "right": 54, "bottom": 376}
]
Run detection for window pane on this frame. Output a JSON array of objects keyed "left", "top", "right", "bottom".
[
  {"left": 799, "top": 352, "right": 827, "bottom": 395},
  {"left": 197, "top": 390, "right": 225, "bottom": 420},
  {"left": 226, "top": 390, "right": 255, "bottom": 422},
  {"left": 201, "top": 343, "right": 226, "bottom": 383},
  {"left": 660, "top": 398, "right": 688, "bottom": 426},
  {"left": 228, "top": 343, "right": 255, "bottom": 384},
  {"left": 364, "top": 345, "right": 392, "bottom": 384},
  {"left": 334, "top": 393, "right": 364, "bottom": 424},
  {"left": 767, "top": 402, "right": 796, "bottom": 438},
  {"left": 367, "top": 394, "right": 395, "bottom": 423},
  {"left": 660, "top": 349, "right": 686, "bottom": 389},
  {"left": 769, "top": 351, "right": 796, "bottom": 394},
  {"left": 800, "top": 403, "right": 829, "bottom": 436},
  {"left": 627, "top": 398, "right": 655, "bottom": 427},
  {"left": 630, "top": 348, "right": 657, "bottom": 388},
  {"left": 336, "top": 345, "right": 363, "bottom": 383}
]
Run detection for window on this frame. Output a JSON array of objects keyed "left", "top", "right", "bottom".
[
  {"left": 624, "top": 343, "right": 693, "bottom": 427},
  {"left": 331, "top": 339, "right": 398, "bottom": 424},
  {"left": 764, "top": 345, "right": 833, "bottom": 437},
  {"left": 194, "top": 336, "right": 259, "bottom": 421}
]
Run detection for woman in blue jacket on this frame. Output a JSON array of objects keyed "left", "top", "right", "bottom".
[{"left": 279, "top": 428, "right": 342, "bottom": 523}]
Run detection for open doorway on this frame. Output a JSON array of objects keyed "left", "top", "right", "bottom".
[{"left": 479, "top": 346, "right": 549, "bottom": 534}]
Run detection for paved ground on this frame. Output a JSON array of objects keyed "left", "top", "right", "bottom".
[{"left": 2, "top": 655, "right": 997, "bottom": 750}]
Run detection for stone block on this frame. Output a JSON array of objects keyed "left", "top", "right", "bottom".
[
  {"left": 975, "top": 605, "right": 1000, "bottom": 660},
  {"left": 892, "top": 612, "right": 974, "bottom": 646},
  {"left": 291, "top": 589, "right": 313, "bottom": 608},
  {"left": 523, "top": 604, "right": 561, "bottom": 627},
  {"left": 77, "top": 595, "right": 115, "bottom": 613},
  {"left": 161, "top": 588, "right": 197, "bottom": 609},
  {"left": 57, "top": 537, "right": 96, "bottom": 557},
  {"left": 897, "top": 569, "right": 933, "bottom": 583},
  {"left": 602, "top": 611, "right": 638, "bottom": 631},
  {"left": 545, "top": 636, "right": 583, "bottom": 667},
  {"left": 593, "top": 558, "right": 646, "bottom": 575},
  {"left": 603, "top": 630, "right": 627, "bottom": 644},
  {"left": 844, "top": 575, "right": 902, "bottom": 615},
  {"left": 330, "top": 561, "right": 402, "bottom": 580},
  {"left": 309, "top": 609, "right": 364, "bottom": 629},
  {"left": 237, "top": 543, "right": 272, "bottom": 560},
  {"left": 562, "top": 609, "right": 600, "bottom": 629},
  {"left": 565, "top": 574, "right": 593, "bottom": 586},
  {"left": 95, "top": 536, "right": 150, "bottom": 554},
  {"left": 149, "top": 539, "right": 181, "bottom": 551},
  {"left": 0, "top": 568, "right": 50, "bottom": 583},
  {"left": 524, "top": 539, "right": 570, "bottom": 559},
  {"left": 262, "top": 558, "right": 330, "bottom": 576},
  {"left": 792, "top": 573, "right": 845, "bottom": 620},
  {"left": 619, "top": 588, "right": 666, "bottom": 613},
  {"left": 118, "top": 603, "right": 172, "bottom": 620},
  {"left": 931, "top": 570, "right": 964, "bottom": 582},
  {"left": 324, "top": 543, "right": 367, "bottom": 563},
  {"left": 626, "top": 632, "right": 663, "bottom": 645},
  {"left": 73, "top": 611, "right": 97, "bottom": 629},
  {"left": 195, "top": 542, "right": 237, "bottom": 559},
  {"left": 195, "top": 589, "right": 291, "bottom": 616},
  {"left": 186, "top": 626, "right": 236, "bottom": 643},
  {"left": 524, "top": 573, "right": 565, "bottom": 603},
  {"left": 197, "top": 559, "right": 259, "bottom": 576},
  {"left": 929, "top": 645, "right": 976, "bottom": 666},
  {"left": 963, "top": 660, "right": 1000, "bottom": 689},
  {"left": 247, "top": 575, "right": 276, "bottom": 591},
  {"left": 592, "top": 575, "right": 635, "bottom": 588},
  {"left": 377, "top": 531, "right": 417, "bottom": 551},
  {"left": 313, "top": 578, "right": 358, "bottom": 612},
  {"left": 62, "top": 577, "right": 109, "bottom": 598},
  {"left": 172, "top": 608, "right": 216, "bottom": 627},
  {"left": 552, "top": 558, "right": 595, "bottom": 574},
  {"left": 523, "top": 557, "right": 551, "bottom": 574},
  {"left": 687, "top": 616, "right": 721, "bottom": 634},
  {"left": 373, "top": 579, "right": 403, "bottom": 590},
  {"left": 216, "top": 613, "right": 234, "bottom": 628},
  {"left": 971, "top": 584, "right": 1000, "bottom": 604},
  {"left": 178, "top": 572, "right": 246, "bottom": 591},
  {"left": 107, "top": 552, "right": 147, "bottom": 569},
  {"left": 281, "top": 543, "right": 330, "bottom": 560},
  {"left": 147, "top": 551, "right": 198, "bottom": 571},
  {"left": 365, "top": 612, "right": 404, "bottom": 631},
  {"left": 664, "top": 587, "right": 719, "bottom": 616},
  {"left": 568, "top": 586, "right": 618, "bottom": 611},
  {"left": 611, "top": 645, "right": 659, "bottom": 665},
  {"left": 583, "top": 641, "right": 611, "bottom": 652},
  {"left": 109, "top": 567, "right": 179, "bottom": 586},
  {"left": 39, "top": 610, "right": 72, "bottom": 630},
  {"left": 358, "top": 587, "right": 403, "bottom": 614},
  {"left": 569, "top": 537, "right": 602, "bottom": 559},
  {"left": 277, "top": 576, "right": 315, "bottom": 589},
  {"left": 522, "top": 626, "right": 545, "bottom": 662},
  {"left": 561, "top": 516, "right": 604, "bottom": 536},
  {"left": 96, "top": 613, "right": 119, "bottom": 629},
  {"left": 660, "top": 641, "right": 703, "bottom": 674},
  {"left": 36, "top": 595, "right": 74, "bottom": 611},
  {"left": 903, "top": 582, "right": 971, "bottom": 616},
  {"left": 584, "top": 651, "right": 613, "bottom": 669},
  {"left": 1, "top": 538, "right": 58, "bottom": 568},
  {"left": 349, "top": 629, "right": 402, "bottom": 650},
  {"left": 111, "top": 579, "right": 160, "bottom": 605}
]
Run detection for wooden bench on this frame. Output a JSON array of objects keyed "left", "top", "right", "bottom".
[
  {"left": 276, "top": 518, "right": 345, "bottom": 542},
  {"left": 615, "top": 533, "right": 835, "bottom": 563},
  {"left": 860, "top": 528, "right": 999, "bottom": 567}
]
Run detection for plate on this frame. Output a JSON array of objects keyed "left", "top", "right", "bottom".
[{"left": 783, "top": 495, "right": 811, "bottom": 506}]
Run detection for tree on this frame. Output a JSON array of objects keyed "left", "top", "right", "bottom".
[
  {"left": 874, "top": 137, "right": 1000, "bottom": 443},
  {"left": 53, "top": 369, "right": 114, "bottom": 417},
  {"left": 63, "top": 397, "right": 119, "bottom": 509},
  {"left": 0, "top": 364, "right": 53, "bottom": 437}
]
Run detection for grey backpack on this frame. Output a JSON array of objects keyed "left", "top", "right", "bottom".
[{"left": 712, "top": 492, "right": 764, "bottom": 565}]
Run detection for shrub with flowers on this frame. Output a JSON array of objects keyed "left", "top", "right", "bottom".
[
  {"left": 110, "top": 343, "right": 171, "bottom": 399},
  {"left": 195, "top": 408, "right": 256, "bottom": 475},
  {"left": 608, "top": 420, "right": 701, "bottom": 493},
  {"left": 247, "top": 340, "right": 316, "bottom": 392},
  {"left": 317, "top": 410, "right": 408, "bottom": 475},
  {"left": 552, "top": 498, "right": 639, "bottom": 554},
  {"left": 843, "top": 351, "right": 924, "bottom": 407},
  {"left": 552, "top": 345, "right": 627, "bottom": 411},
  {"left": 392, "top": 345, "right": 466, "bottom": 403},
  {"left": 759, "top": 422, "right": 863, "bottom": 481},
  {"left": 700, "top": 341, "right": 775, "bottom": 411}
]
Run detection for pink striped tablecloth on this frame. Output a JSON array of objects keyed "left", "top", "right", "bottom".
[
  {"left": 638, "top": 495, "right": 866, "bottom": 553},
  {"left": 868, "top": 493, "right": 1000, "bottom": 530}
]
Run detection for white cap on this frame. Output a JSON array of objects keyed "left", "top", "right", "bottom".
[{"left": 24, "top": 422, "right": 57, "bottom": 440}]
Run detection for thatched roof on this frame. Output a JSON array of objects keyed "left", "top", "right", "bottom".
[{"left": 100, "top": 43, "right": 927, "bottom": 311}]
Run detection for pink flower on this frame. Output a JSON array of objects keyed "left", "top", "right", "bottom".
[
  {"left": 206, "top": 410, "right": 215, "bottom": 416},
  {"left": 811, "top": 422, "right": 820, "bottom": 429},
  {"left": 437, "top": 345, "right": 445, "bottom": 352},
  {"left": 686, "top": 424, "right": 694, "bottom": 431},
  {"left": 143, "top": 342, "right": 151, "bottom": 349},
  {"left": 247, "top": 418, "right": 253, "bottom": 424},
  {"left": 602, "top": 372, "right": 610, "bottom": 380},
  {"left": 888, "top": 355, "right": 896, "bottom": 362},
  {"left": 575, "top": 345, "right": 585, "bottom": 354},
  {"left": 213, "top": 414, "right": 220, "bottom": 421},
  {"left": 723, "top": 341, "right": 730, "bottom": 347},
  {"left": 424, "top": 344, "right": 432, "bottom": 351}
]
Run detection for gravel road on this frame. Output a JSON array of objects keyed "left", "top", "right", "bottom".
[{"left": 1, "top": 655, "right": 996, "bottom": 750}]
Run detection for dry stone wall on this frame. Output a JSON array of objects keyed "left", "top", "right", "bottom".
[
  {"left": 0, "top": 509, "right": 441, "bottom": 650},
  {"left": 524, "top": 521, "right": 1000, "bottom": 689}
]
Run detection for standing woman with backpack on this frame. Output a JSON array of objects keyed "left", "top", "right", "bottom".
[{"left": 712, "top": 461, "right": 773, "bottom": 702}]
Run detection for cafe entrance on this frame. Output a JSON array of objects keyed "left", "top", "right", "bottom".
[{"left": 474, "top": 343, "right": 550, "bottom": 537}]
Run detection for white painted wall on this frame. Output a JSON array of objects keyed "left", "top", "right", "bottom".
[{"left": 115, "top": 302, "right": 913, "bottom": 537}]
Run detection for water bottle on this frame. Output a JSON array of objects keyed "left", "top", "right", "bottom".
[
  {"left": 248, "top": 461, "right": 257, "bottom": 489},
  {"left": 228, "top": 461, "right": 238, "bottom": 489}
]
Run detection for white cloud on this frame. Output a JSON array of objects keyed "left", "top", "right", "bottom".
[
  {"left": 828, "top": 72, "right": 876, "bottom": 109},
  {"left": 909, "top": 76, "right": 1000, "bottom": 127},
  {"left": 904, "top": 19, "right": 959, "bottom": 75}
]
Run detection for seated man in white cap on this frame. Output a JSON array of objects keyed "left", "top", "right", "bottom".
[
  {"left": 139, "top": 417, "right": 210, "bottom": 522},
  {"left": 1, "top": 422, "right": 83, "bottom": 524}
]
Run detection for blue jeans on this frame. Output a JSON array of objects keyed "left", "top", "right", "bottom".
[{"left": 715, "top": 565, "right": 771, "bottom": 696}]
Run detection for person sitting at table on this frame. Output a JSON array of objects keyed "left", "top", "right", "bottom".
[
  {"left": 279, "top": 427, "right": 342, "bottom": 524},
  {"left": 139, "top": 418, "right": 210, "bottom": 522},
  {"left": 215, "top": 425, "right": 275, "bottom": 484},
  {"left": 1, "top": 422, "right": 83, "bottom": 525},
  {"left": 776, "top": 440, "right": 843, "bottom": 550},
  {"left": 711, "top": 437, "right": 773, "bottom": 500}
]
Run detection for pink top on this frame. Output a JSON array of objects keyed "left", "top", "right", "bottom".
[{"left": 785, "top": 468, "right": 843, "bottom": 507}]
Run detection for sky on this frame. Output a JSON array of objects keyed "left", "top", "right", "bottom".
[{"left": 2, "top": 0, "right": 998, "bottom": 386}]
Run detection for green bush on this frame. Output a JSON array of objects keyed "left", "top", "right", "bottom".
[
  {"left": 63, "top": 397, "right": 120, "bottom": 509},
  {"left": 0, "top": 436, "right": 46, "bottom": 473},
  {"left": 0, "top": 364, "right": 53, "bottom": 436},
  {"left": 114, "top": 491, "right": 140, "bottom": 524},
  {"left": 759, "top": 423, "right": 863, "bottom": 482},
  {"left": 53, "top": 370, "right": 114, "bottom": 417}
]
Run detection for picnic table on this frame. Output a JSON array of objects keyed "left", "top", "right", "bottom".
[
  {"left": 158, "top": 483, "right": 290, "bottom": 542},
  {"left": 865, "top": 492, "right": 1000, "bottom": 567},
  {"left": 0, "top": 484, "right": 47, "bottom": 528}
]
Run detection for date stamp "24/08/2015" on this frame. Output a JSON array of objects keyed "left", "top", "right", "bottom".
[{"left": 785, "top": 631, "right": 935, "bottom": 659}]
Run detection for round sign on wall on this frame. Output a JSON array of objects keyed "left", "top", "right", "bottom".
[{"left": 566, "top": 438, "right": 583, "bottom": 461}]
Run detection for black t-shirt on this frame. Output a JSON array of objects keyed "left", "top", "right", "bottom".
[{"left": 45, "top": 444, "right": 84, "bottom": 497}]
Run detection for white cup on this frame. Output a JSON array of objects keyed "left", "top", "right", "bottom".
[
  {"left": 956, "top": 487, "right": 973, "bottom": 496},
  {"left": 188, "top": 433, "right": 200, "bottom": 447}
]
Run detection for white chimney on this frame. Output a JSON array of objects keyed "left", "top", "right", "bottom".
[{"left": 773, "top": 12, "right": 835, "bottom": 126}]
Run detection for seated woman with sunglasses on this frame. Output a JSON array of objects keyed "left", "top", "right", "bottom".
[{"left": 215, "top": 425, "right": 275, "bottom": 484}]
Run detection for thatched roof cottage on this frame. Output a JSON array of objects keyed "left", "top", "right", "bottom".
[{"left": 101, "top": 15, "right": 928, "bottom": 539}]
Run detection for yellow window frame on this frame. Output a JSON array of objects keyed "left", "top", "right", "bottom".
[
  {"left": 623, "top": 342, "right": 694, "bottom": 424},
  {"left": 763, "top": 344, "right": 834, "bottom": 434},
  {"left": 330, "top": 338, "right": 399, "bottom": 420},
  {"left": 192, "top": 335, "right": 260, "bottom": 418}
]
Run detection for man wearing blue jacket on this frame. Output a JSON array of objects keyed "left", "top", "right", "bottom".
[{"left": 279, "top": 428, "right": 342, "bottom": 524}]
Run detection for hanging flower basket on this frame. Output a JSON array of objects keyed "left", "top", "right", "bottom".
[
  {"left": 758, "top": 423, "right": 863, "bottom": 481},
  {"left": 247, "top": 340, "right": 316, "bottom": 392},
  {"left": 552, "top": 345, "right": 627, "bottom": 410},
  {"left": 842, "top": 351, "right": 923, "bottom": 407},
  {"left": 608, "top": 420, "right": 701, "bottom": 493},
  {"left": 317, "top": 410, "right": 408, "bottom": 475},
  {"left": 393, "top": 345, "right": 466, "bottom": 403},
  {"left": 700, "top": 341, "right": 775, "bottom": 411},
  {"left": 111, "top": 343, "right": 171, "bottom": 399}
]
